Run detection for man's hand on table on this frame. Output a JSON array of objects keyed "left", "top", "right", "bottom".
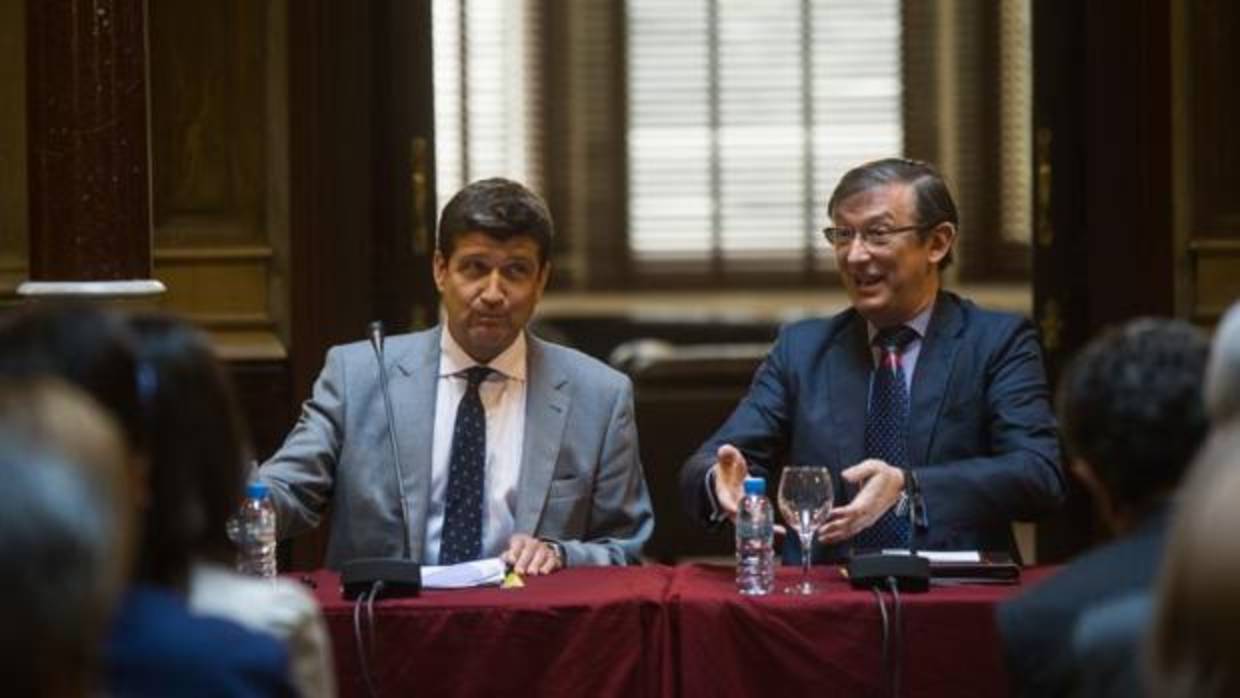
[{"left": 501, "top": 534, "right": 564, "bottom": 576}]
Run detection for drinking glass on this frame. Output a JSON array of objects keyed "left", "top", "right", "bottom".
[{"left": 777, "top": 466, "right": 834, "bottom": 594}]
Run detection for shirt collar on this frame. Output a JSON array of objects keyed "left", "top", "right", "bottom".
[
  {"left": 866, "top": 301, "right": 935, "bottom": 345},
  {"left": 439, "top": 327, "right": 527, "bottom": 382}
]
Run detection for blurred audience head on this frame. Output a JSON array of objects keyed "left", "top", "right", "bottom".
[
  {"left": 1058, "top": 318, "right": 1210, "bottom": 532},
  {"left": 437, "top": 177, "right": 555, "bottom": 265},
  {"left": 0, "top": 377, "right": 135, "bottom": 570},
  {"left": 1204, "top": 301, "right": 1240, "bottom": 425},
  {"left": 1149, "top": 423, "right": 1240, "bottom": 698},
  {"left": 0, "top": 304, "right": 231, "bottom": 587},
  {"left": 127, "top": 313, "right": 251, "bottom": 572},
  {"left": 0, "top": 382, "right": 130, "bottom": 698},
  {"left": 0, "top": 302, "right": 145, "bottom": 453}
]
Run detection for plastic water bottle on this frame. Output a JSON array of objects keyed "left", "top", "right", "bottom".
[
  {"left": 736, "top": 476, "right": 775, "bottom": 595},
  {"left": 235, "top": 481, "right": 277, "bottom": 580}
]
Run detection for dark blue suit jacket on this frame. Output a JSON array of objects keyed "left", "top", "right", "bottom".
[
  {"left": 996, "top": 508, "right": 1169, "bottom": 698},
  {"left": 105, "top": 585, "right": 297, "bottom": 698},
  {"left": 680, "top": 292, "right": 1064, "bottom": 560}
]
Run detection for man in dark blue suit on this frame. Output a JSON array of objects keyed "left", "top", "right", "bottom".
[{"left": 680, "top": 158, "right": 1064, "bottom": 560}]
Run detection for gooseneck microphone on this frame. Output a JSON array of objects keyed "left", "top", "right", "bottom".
[
  {"left": 341, "top": 321, "right": 421, "bottom": 601},
  {"left": 368, "top": 321, "right": 413, "bottom": 559}
]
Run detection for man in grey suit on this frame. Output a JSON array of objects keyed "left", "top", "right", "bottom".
[{"left": 260, "top": 178, "right": 653, "bottom": 575}]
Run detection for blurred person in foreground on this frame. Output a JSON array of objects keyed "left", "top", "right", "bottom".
[
  {"left": 0, "top": 379, "right": 130, "bottom": 698},
  {"left": 996, "top": 318, "right": 1210, "bottom": 698},
  {"left": 1146, "top": 422, "right": 1240, "bottom": 697},
  {"left": 259, "top": 178, "right": 653, "bottom": 574},
  {"left": 1066, "top": 300, "right": 1240, "bottom": 698},
  {"left": 128, "top": 312, "right": 336, "bottom": 698},
  {"left": 0, "top": 303, "right": 296, "bottom": 698},
  {"left": 680, "top": 157, "right": 1063, "bottom": 561}
]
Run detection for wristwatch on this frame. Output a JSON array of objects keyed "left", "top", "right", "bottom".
[
  {"left": 542, "top": 539, "right": 566, "bottom": 568},
  {"left": 900, "top": 467, "right": 924, "bottom": 525}
]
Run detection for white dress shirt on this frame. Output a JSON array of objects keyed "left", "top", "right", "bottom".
[{"left": 423, "top": 329, "right": 527, "bottom": 565}]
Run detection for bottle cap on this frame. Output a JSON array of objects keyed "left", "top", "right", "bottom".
[
  {"left": 246, "top": 481, "right": 269, "bottom": 500},
  {"left": 743, "top": 476, "right": 765, "bottom": 496}
]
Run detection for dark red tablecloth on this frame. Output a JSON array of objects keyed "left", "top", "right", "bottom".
[
  {"left": 309, "top": 566, "right": 674, "bottom": 698},
  {"left": 667, "top": 564, "right": 1055, "bottom": 698},
  {"left": 309, "top": 564, "right": 1055, "bottom": 698}
]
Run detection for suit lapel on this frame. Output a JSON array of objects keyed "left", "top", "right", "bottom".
[
  {"left": 828, "top": 314, "right": 871, "bottom": 472},
  {"left": 908, "top": 293, "right": 964, "bottom": 468},
  {"left": 391, "top": 327, "right": 441, "bottom": 562},
  {"left": 514, "top": 335, "right": 571, "bottom": 534}
]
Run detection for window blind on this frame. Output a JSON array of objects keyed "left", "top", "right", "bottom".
[
  {"left": 432, "top": 0, "right": 542, "bottom": 216},
  {"left": 627, "top": 0, "right": 902, "bottom": 273}
]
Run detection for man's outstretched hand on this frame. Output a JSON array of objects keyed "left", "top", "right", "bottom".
[
  {"left": 818, "top": 459, "right": 905, "bottom": 544},
  {"left": 711, "top": 444, "right": 749, "bottom": 520},
  {"left": 712, "top": 445, "right": 786, "bottom": 537}
]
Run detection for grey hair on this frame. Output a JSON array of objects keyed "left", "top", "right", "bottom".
[
  {"left": 1206, "top": 301, "right": 1240, "bottom": 424},
  {"left": 0, "top": 438, "right": 122, "bottom": 698}
]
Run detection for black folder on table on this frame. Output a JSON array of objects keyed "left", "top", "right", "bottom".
[{"left": 928, "top": 551, "right": 1021, "bottom": 585}]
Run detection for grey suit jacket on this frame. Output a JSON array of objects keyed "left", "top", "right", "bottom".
[{"left": 259, "top": 326, "right": 654, "bottom": 570}]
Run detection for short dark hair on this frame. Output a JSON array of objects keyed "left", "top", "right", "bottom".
[
  {"left": 437, "top": 177, "right": 554, "bottom": 264},
  {"left": 1058, "top": 318, "right": 1210, "bottom": 510},
  {"left": 827, "top": 157, "right": 959, "bottom": 270},
  {"left": 0, "top": 302, "right": 144, "bottom": 452},
  {"left": 127, "top": 313, "right": 251, "bottom": 580}
]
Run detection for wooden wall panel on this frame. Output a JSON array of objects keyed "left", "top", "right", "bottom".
[
  {"left": 1032, "top": 0, "right": 1240, "bottom": 560},
  {"left": 1032, "top": 0, "right": 1177, "bottom": 562},
  {"left": 1188, "top": 0, "right": 1240, "bottom": 239},
  {"left": 1195, "top": 250, "right": 1240, "bottom": 314},
  {"left": 147, "top": 0, "right": 288, "bottom": 356},
  {"left": 149, "top": 0, "right": 266, "bottom": 240},
  {"left": 1180, "top": 0, "right": 1240, "bottom": 323},
  {"left": 0, "top": 1, "right": 26, "bottom": 300},
  {"left": 230, "top": 361, "right": 295, "bottom": 462}
]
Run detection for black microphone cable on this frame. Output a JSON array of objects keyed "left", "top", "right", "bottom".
[
  {"left": 887, "top": 575, "right": 904, "bottom": 698},
  {"left": 870, "top": 574, "right": 907, "bottom": 698},
  {"left": 353, "top": 580, "right": 385, "bottom": 698},
  {"left": 871, "top": 585, "right": 891, "bottom": 698}
]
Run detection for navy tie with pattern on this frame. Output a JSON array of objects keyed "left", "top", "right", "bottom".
[
  {"left": 439, "top": 366, "right": 492, "bottom": 564},
  {"left": 851, "top": 325, "right": 919, "bottom": 551}
]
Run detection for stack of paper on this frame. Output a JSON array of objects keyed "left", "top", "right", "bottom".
[{"left": 420, "top": 558, "right": 507, "bottom": 589}]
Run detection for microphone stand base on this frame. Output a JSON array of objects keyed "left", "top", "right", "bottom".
[
  {"left": 846, "top": 553, "right": 930, "bottom": 592},
  {"left": 341, "top": 558, "right": 422, "bottom": 599}
]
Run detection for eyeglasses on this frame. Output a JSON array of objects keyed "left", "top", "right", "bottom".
[{"left": 821, "top": 223, "right": 934, "bottom": 250}]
